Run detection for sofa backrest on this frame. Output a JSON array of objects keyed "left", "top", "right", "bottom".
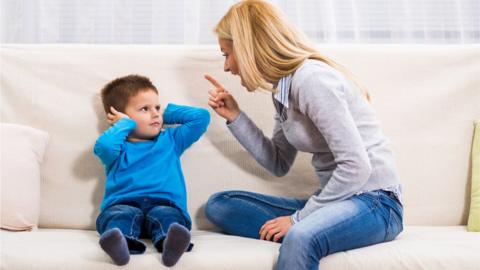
[{"left": 1, "top": 45, "right": 479, "bottom": 230}]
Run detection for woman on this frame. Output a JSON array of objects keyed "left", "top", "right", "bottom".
[{"left": 204, "top": 1, "right": 403, "bottom": 269}]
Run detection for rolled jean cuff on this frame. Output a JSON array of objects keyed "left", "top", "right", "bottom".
[{"left": 124, "top": 235, "right": 146, "bottom": 254}]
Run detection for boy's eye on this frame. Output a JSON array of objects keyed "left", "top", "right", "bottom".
[
  {"left": 140, "top": 107, "right": 148, "bottom": 112},
  {"left": 155, "top": 106, "right": 161, "bottom": 111}
]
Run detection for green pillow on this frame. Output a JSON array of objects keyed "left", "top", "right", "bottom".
[{"left": 468, "top": 120, "right": 480, "bottom": 232}]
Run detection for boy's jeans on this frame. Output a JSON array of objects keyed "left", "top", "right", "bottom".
[
  {"left": 96, "top": 197, "right": 193, "bottom": 254},
  {"left": 205, "top": 189, "right": 403, "bottom": 270}
]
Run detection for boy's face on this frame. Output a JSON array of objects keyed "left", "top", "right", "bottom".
[{"left": 124, "top": 89, "right": 163, "bottom": 142}]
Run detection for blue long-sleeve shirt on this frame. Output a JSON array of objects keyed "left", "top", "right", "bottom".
[{"left": 94, "top": 103, "right": 210, "bottom": 227}]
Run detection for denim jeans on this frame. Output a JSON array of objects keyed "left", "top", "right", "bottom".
[
  {"left": 96, "top": 197, "right": 193, "bottom": 254},
  {"left": 205, "top": 190, "right": 403, "bottom": 270}
]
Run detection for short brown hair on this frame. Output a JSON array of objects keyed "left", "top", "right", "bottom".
[{"left": 100, "top": 74, "right": 158, "bottom": 114}]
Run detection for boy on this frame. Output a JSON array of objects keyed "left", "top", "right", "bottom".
[{"left": 94, "top": 74, "right": 210, "bottom": 266}]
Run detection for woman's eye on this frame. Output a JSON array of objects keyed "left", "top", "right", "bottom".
[{"left": 140, "top": 107, "right": 148, "bottom": 112}]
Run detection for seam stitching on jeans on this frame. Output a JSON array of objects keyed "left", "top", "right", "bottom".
[
  {"left": 229, "top": 197, "right": 277, "bottom": 217},
  {"left": 129, "top": 213, "right": 143, "bottom": 237},
  {"left": 146, "top": 214, "right": 164, "bottom": 243},
  {"left": 227, "top": 191, "right": 301, "bottom": 211}
]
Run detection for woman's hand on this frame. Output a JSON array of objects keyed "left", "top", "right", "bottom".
[
  {"left": 107, "top": 106, "right": 129, "bottom": 125},
  {"left": 205, "top": 74, "right": 240, "bottom": 123},
  {"left": 259, "top": 216, "right": 293, "bottom": 242}
]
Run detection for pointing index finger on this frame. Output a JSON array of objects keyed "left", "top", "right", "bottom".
[{"left": 204, "top": 74, "right": 223, "bottom": 89}]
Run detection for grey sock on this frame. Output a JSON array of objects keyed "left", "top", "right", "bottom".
[
  {"left": 162, "top": 223, "right": 191, "bottom": 267},
  {"left": 99, "top": 228, "right": 130, "bottom": 265}
]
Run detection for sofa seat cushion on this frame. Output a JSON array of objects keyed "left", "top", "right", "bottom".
[
  {"left": 1, "top": 229, "right": 279, "bottom": 270},
  {"left": 1, "top": 226, "right": 479, "bottom": 270},
  {"left": 325, "top": 226, "right": 480, "bottom": 270}
]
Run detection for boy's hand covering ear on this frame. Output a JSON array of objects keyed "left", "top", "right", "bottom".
[{"left": 107, "top": 107, "right": 129, "bottom": 125}]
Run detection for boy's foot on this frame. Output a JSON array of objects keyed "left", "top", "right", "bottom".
[
  {"left": 99, "top": 228, "right": 130, "bottom": 265},
  {"left": 162, "top": 223, "right": 191, "bottom": 267}
]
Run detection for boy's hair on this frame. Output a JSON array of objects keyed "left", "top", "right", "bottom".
[{"left": 100, "top": 74, "right": 158, "bottom": 114}]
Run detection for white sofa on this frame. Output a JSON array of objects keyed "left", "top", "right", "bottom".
[{"left": 1, "top": 44, "right": 480, "bottom": 270}]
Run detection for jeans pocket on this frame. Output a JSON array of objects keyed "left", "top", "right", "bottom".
[
  {"left": 357, "top": 191, "right": 382, "bottom": 210},
  {"left": 385, "top": 208, "right": 403, "bottom": 241}
]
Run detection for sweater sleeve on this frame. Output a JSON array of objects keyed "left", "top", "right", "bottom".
[
  {"left": 162, "top": 103, "right": 210, "bottom": 156},
  {"left": 93, "top": 118, "right": 136, "bottom": 171},
  {"left": 227, "top": 111, "right": 298, "bottom": 177},
  {"left": 292, "top": 69, "right": 372, "bottom": 222}
]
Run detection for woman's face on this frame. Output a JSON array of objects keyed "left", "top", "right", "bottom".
[
  {"left": 219, "top": 38, "right": 239, "bottom": 75},
  {"left": 219, "top": 38, "right": 249, "bottom": 89}
]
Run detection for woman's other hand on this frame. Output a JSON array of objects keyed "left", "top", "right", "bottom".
[
  {"left": 205, "top": 74, "right": 241, "bottom": 123},
  {"left": 259, "top": 216, "right": 293, "bottom": 242}
]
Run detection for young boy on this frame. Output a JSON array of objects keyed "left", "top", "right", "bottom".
[{"left": 94, "top": 74, "right": 210, "bottom": 266}]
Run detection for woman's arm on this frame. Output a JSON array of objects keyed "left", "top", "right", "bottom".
[
  {"left": 205, "top": 74, "right": 298, "bottom": 176},
  {"left": 227, "top": 111, "right": 298, "bottom": 177}
]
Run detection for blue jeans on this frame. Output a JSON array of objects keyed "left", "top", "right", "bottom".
[
  {"left": 205, "top": 190, "right": 403, "bottom": 270},
  {"left": 96, "top": 197, "right": 193, "bottom": 254}
]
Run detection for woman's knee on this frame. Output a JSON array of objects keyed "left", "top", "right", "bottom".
[
  {"left": 204, "top": 191, "right": 231, "bottom": 221},
  {"left": 284, "top": 225, "right": 311, "bottom": 243},
  {"left": 281, "top": 224, "right": 318, "bottom": 254},
  {"left": 278, "top": 225, "right": 324, "bottom": 269}
]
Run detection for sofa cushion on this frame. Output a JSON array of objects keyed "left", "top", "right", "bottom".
[
  {"left": 468, "top": 120, "right": 480, "bottom": 232},
  {"left": 0, "top": 123, "right": 49, "bottom": 231},
  {"left": 0, "top": 229, "right": 280, "bottom": 270},
  {"left": 1, "top": 227, "right": 479, "bottom": 270}
]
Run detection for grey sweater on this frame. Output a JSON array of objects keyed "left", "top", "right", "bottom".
[{"left": 227, "top": 59, "right": 399, "bottom": 222}]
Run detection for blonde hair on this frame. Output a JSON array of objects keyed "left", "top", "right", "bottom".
[{"left": 215, "top": 0, "right": 370, "bottom": 101}]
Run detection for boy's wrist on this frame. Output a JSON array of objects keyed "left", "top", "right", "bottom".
[{"left": 111, "top": 117, "right": 135, "bottom": 128}]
